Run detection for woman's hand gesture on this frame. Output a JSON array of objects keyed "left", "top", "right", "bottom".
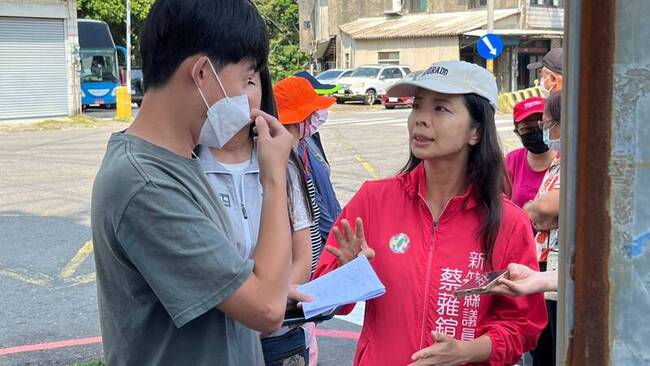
[{"left": 325, "top": 218, "right": 375, "bottom": 266}]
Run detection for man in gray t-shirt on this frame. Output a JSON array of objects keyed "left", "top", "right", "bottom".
[
  {"left": 91, "top": 0, "right": 302, "bottom": 364},
  {"left": 92, "top": 133, "right": 262, "bottom": 365}
]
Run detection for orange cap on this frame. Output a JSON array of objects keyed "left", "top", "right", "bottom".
[{"left": 273, "top": 76, "right": 335, "bottom": 125}]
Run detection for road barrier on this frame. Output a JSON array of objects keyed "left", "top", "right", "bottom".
[{"left": 497, "top": 83, "right": 542, "bottom": 114}]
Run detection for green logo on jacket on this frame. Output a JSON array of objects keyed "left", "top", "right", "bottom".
[{"left": 389, "top": 233, "right": 410, "bottom": 254}]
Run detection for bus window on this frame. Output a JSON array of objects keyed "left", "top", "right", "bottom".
[{"left": 81, "top": 50, "right": 118, "bottom": 83}]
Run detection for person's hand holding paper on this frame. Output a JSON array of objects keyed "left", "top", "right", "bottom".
[
  {"left": 297, "top": 255, "right": 385, "bottom": 319},
  {"left": 325, "top": 218, "right": 375, "bottom": 266},
  {"left": 287, "top": 284, "right": 314, "bottom": 308}
]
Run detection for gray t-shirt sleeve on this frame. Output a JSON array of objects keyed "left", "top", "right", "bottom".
[{"left": 115, "top": 181, "right": 254, "bottom": 328}]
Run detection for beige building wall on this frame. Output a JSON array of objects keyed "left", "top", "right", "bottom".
[
  {"left": 328, "top": 0, "right": 384, "bottom": 36},
  {"left": 344, "top": 36, "right": 460, "bottom": 70},
  {"left": 339, "top": 33, "right": 353, "bottom": 68},
  {"left": 426, "top": 0, "right": 520, "bottom": 13},
  {"left": 299, "top": 0, "right": 317, "bottom": 50}
]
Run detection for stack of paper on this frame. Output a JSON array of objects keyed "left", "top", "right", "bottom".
[{"left": 298, "top": 255, "right": 386, "bottom": 319}]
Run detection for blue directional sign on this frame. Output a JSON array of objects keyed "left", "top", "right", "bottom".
[{"left": 476, "top": 33, "right": 504, "bottom": 60}]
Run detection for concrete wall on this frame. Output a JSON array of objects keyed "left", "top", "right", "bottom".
[
  {"left": 559, "top": 0, "right": 650, "bottom": 363},
  {"left": 299, "top": 0, "right": 317, "bottom": 50},
  {"left": 342, "top": 36, "right": 460, "bottom": 70},
  {"left": 327, "top": 0, "right": 384, "bottom": 37},
  {"left": 526, "top": 5, "right": 563, "bottom": 29},
  {"left": 339, "top": 32, "right": 353, "bottom": 68},
  {"left": 0, "top": 0, "right": 81, "bottom": 117},
  {"left": 426, "top": 0, "right": 520, "bottom": 13},
  {"left": 609, "top": 0, "right": 650, "bottom": 363}
]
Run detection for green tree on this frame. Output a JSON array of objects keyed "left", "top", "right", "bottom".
[
  {"left": 254, "top": 0, "right": 309, "bottom": 82},
  {"left": 77, "top": 0, "right": 154, "bottom": 66},
  {"left": 78, "top": 0, "right": 307, "bottom": 79}
]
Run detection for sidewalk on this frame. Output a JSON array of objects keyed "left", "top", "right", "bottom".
[{"left": 0, "top": 114, "right": 129, "bottom": 133}]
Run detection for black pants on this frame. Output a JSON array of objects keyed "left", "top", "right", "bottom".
[{"left": 261, "top": 327, "right": 308, "bottom": 366}]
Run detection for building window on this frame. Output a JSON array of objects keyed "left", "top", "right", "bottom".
[
  {"left": 378, "top": 51, "right": 400, "bottom": 65},
  {"left": 468, "top": 0, "right": 487, "bottom": 8},
  {"left": 410, "top": 0, "right": 427, "bottom": 13},
  {"left": 345, "top": 53, "right": 351, "bottom": 68},
  {"left": 531, "top": 0, "right": 563, "bottom": 6}
]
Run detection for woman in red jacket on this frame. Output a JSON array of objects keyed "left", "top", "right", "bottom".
[{"left": 314, "top": 61, "right": 547, "bottom": 366}]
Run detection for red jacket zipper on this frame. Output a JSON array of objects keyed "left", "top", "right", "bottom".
[{"left": 419, "top": 220, "right": 439, "bottom": 348}]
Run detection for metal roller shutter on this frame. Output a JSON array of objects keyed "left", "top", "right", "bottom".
[{"left": 0, "top": 17, "right": 69, "bottom": 120}]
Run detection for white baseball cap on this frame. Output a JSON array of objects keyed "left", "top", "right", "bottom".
[{"left": 386, "top": 60, "right": 498, "bottom": 108}]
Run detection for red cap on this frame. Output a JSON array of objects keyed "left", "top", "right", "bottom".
[
  {"left": 513, "top": 97, "right": 545, "bottom": 123},
  {"left": 273, "top": 77, "right": 335, "bottom": 125}
]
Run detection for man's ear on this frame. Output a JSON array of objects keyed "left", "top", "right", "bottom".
[
  {"left": 555, "top": 74, "right": 564, "bottom": 88},
  {"left": 190, "top": 55, "right": 210, "bottom": 88}
]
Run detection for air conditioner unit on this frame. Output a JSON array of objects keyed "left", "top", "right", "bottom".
[{"left": 384, "top": 0, "right": 403, "bottom": 15}]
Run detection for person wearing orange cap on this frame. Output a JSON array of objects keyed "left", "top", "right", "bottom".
[
  {"left": 274, "top": 76, "right": 342, "bottom": 267},
  {"left": 273, "top": 76, "right": 341, "bottom": 366},
  {"left": 505, "top": 97, "right": 556, "bottom": 209},
  {"left": 195, "top": 67, "right": 315, "bottom": 365}
]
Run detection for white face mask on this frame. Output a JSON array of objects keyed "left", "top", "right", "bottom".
[
  {"left": 542, "top": 122, "right": 561, "bottom": 152},
  {"left": 195, "top": 59, "right": 251, "bottom": 148},
  {"left": 299, "top": 109, "right": 329, "bottom": 140},
  {"left": 539, "top": 75, "right": 554, "bottom": 97}
]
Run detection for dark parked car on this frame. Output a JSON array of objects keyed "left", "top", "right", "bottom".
[{"left": 130, "top": 68, "right": 144, "bottom": 107}]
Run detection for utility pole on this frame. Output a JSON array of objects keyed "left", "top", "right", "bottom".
[
  {"left": 486, "top": 0, "right": 495, "bottom": 74},
  {"left": 126, "top": 0, "right": 131, "bottom": 93}
]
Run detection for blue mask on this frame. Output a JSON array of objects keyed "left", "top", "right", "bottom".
[{"left": 542, "top": 123, "right": 561, "bottom": 152}]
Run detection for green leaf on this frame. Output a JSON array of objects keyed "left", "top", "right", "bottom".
[{"left": 253, "top": 0, "right": 307, "bottom": 82}]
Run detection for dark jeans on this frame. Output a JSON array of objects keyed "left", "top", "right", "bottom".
[
  {"left": 261, "top": 327, "right": 308, "bottom": 366},
  {"left": 532, "top": 262, "right": 557, "bottom": 366}
]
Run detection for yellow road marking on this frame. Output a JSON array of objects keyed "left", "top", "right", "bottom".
[
  {"left": 64, "top": 272, "right": 96, "bottom": 285},
  {"left": 0, "top": 240, "right": 96, "bottom": 288},
  {"left": 59, "top": 240, "right": 93, "bottom": 280},
  {"left": 0, "top": 267, "right": 52, "bottom": 287},
  {"left": 332, "top": 128, "right": 380, "bottom": 178},
  {"left": 354, "top": 155, "right": 378, "bottom": 178}
]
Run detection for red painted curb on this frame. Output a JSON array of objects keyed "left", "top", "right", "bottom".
[{"left": 0, "top": 329, "right": 360, "bottom": 356}]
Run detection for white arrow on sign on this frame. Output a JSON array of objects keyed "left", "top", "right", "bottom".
[{"left": 482, "top": 36, "right": 498, "bottom": 56}]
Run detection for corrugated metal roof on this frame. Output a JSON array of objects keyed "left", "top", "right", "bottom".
[
  {"left": 340, "top": 8, "right": 521, "bottom": 40},
  {"left": 464, "top": 29, "right": 563, "bottom": 38}
]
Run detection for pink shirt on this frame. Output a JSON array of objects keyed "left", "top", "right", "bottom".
[{"left": 505, "top": 148, "right": 549, "bottom": 208}]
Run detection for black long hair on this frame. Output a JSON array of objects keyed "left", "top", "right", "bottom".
[
  {"left": 256, "top": 66, "right": 314, "bottom": 220},
  {"left": 399, "top": 94, "right": 505, "bottom": 269}
]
